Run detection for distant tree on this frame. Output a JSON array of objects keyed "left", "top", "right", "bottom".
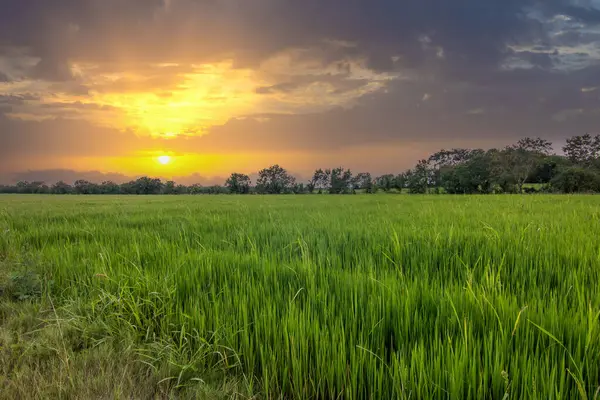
[
  {"left": 119, "top": 181, "right": 136, "bottom": 194},
  {"left": 28, "top": 181, "right": 49, "bottom": 194},
  {"left": 429, "top": 148, "right": 484, "bottom": 190},
  {"left": 528, "top": 155, "right": 571, "bottom": 184},
  {"left": 187, "top": 184, "right": 203, "bottom": 195},
  {"left": 15, "top": 181, "right": 31, "bottom": 194},
  {"left": 126, "top": 177, "right": 163, "bottom": 195},
  {"left": 563, "top": 134, "right": 600, "bottom": 165},
  {"left": 329, "top": 167, "right": 353, "bottom": 194},
  {"left": 225, "top": 173, "right": 251, "bottom": 194},
  {"left": 406, "top": 160, "right": 429, "bottom": 194},
  {"left": 488, "top": 138, "right": 554, "bottom": 193},
  {"left": 394, "top": 173, "right": 406, "bottom": 192},
  {"left": 551, "top": 167, "right": 600, "bottom": 193},
  {"left": 308, "top": 169, "right": 329, "bottom": 193},
  {"left": 205, "top": 185, "right": 228, "bottom": 194},
  {"left": 50, "top": 181, "right": 73, "bottom": 194},
  {"left": 512, "top": 137, "right": 553, "bottom": 155},
  {"left": 175, "top": 184, "right": 188, "bottom": 194},
  {"left": 256, "top": 165, "right": 296, "bottom": 194},
  {"left": 74, "top": 180, "right": 100, "bottom": 194},
  {"left": 353, "top": 172, "right": 375, "bottom": 193},
  {"left": 440, "top": 151, "right": 493, "bottom": 194},
  {"left": 292, "top": 183, "right": 306, "bottom": 194},
  {"left": 162, "top": 180, "right": 177, "bottom": 194},
  {"left": 428, "top": 148, "right": 480, "bottom": 169},
  {"left": 375, "top": 174, "right": 395, "bottom": 192},
  {"left": 99, "top": 181, "right": 120, "bottom": 194}
]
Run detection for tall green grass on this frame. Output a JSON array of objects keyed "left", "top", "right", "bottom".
[{"left": 1, "top": 195, "right": 599, "bottom": 398}]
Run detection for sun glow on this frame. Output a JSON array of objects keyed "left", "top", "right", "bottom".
[
  {"left": 158, "top": 155, "right": 172, "bottom": 165},
  {"left": 70, "top": 61, "right": 261, "bottom": 138}
]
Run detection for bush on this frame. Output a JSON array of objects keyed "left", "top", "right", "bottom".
[{"left": 550, "top": 167, "right": 600, "bottom": 193}]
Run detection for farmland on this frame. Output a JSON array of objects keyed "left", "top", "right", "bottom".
[{"left": 1, "top": 195, "right": 600, "bottom": 399}]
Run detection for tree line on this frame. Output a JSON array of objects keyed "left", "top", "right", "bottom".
[{"left": 2, "top": 134, "right": 600, "bottom": 195}]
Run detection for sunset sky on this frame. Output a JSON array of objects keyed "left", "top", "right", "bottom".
[{"left": 1, "top": 0, "right": 600, "bottom": 184}]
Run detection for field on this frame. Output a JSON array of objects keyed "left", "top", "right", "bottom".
[{"left": 1, "top": 195, "right": 600, "bottom": 399}]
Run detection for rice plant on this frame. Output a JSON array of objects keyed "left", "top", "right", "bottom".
[{"left": 1, "top": 194, "right": 599, "bottom": 398}]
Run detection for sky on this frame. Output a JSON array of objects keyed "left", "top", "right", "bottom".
[{"left": 1, "top": 0, "right": 600, "bottom": 184}]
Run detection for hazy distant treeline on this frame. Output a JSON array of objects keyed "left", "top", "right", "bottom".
[{"left": 2, "top": 135, "right": 600, "bottom": 195}]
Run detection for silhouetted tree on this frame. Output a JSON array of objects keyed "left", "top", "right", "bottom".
[
  {"left": 406, "top": 160, "right": 430, "bottom": 194},
  {"left": 256, "top": 165, "right": 295, "bottom": 194},
  {"left": 551, "top": 167, "right": 600, "bottom": 193},
  {"left": 225, "top": 173, "right": 252, "bottom": 194},
  {"left": 187, "top": 184, "right": 203, "bottom": 195},
  {"left": 74, "top": 180, "right": 99, "bottom": 194},
  {"left": 309, "top": 169, "right": 329, "bottom": 193},
  {"left": 563, "top": 134, "right": 600, "bottom": 165},
  {"left": 375, "top": 174, "right": 395, "bottom": 192},
  {"left": 353, "top": 172, "right": 375, "bottom": 193},
  {"left": 329, "top": 167, "right": 354, "bottom": 194},
  {"left": 51, "top": 181, "right": 73, "bottom": 194},
  {"left": 99, "top": 181, "right": 120, "bottom": 194},
  {"left": 292, "top": 183, "right": 306, "bottom": 194},
  {"left": 125, "top": 177, "right": 163, "bottom": 195}
]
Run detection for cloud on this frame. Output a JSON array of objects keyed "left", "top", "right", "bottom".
[
  {"left": 1, "top": 0, "right": 600, "bottom": 176},
  {"left": 1, "top": 0, "right": 597, "bottom": 77}
]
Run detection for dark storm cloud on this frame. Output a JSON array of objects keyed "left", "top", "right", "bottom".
[
  {"left": 0, "top": 0, "right": 596, "bottom": 75},
  {"left": 200, "top": 64, "right": 600, "bottom": 151},
  {"left": 0, "top": 114, "right": 140, "bottom": 160},
  {"left": 553, "top": 30, "right": 600, "bottom": 46},
  {"left": 512, "top": 50, "right": 556, "bottom": 68},
  {"left": 255, "top": 77, "right": 372, "bottom": 95},
  {"left": 39, "top": 101, "right": 117, "bottom": 111},
  {"left": 1, "top": 0, "right": 600, "bottom": 176},
  {"left": 0, "top": 94, "right": 38, "bottom": 105}
]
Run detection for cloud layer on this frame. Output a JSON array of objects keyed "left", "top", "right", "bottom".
[{"left": 1, "top": 0, "right": 600, "bottom": 181}]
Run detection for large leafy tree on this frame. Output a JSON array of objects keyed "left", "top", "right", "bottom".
[
  {"left": 225, "top": 173, "right": 252, "bottom": 194},
  {"left": 51, "top": 181, "right": 73, "bottom": 194},
  {"left": 497, "top": 137, "right": 554, "bottom": 193},
  {"left": 124, "top": 177, "right": 163, "bottom": 195},
  {"left": 406, "top": 160, "right": 430, "bottom": 194},
  {"left": 375, "top": 174, "right": 395, "bottom": 192},
  {"left": 74, "top": 180, "right": 100, "bottom": 194},
  {"left": 256, "top": 165, "right": 295, "bottom": 194},
  {"left": 563, "top": 134, "right": 600, "bottom": 165},
  {"left": 353, "top": 172, "right": 375, "bottom": 193},
  {"left": 551, "top": 167, "right": 600, "bottom": 193},
  {"left": 308, "top": 169, "right": 329, "bottom": 193},
  {"left": 440, "top": 151, "right": 493, "bottom": 194},
  {"left": 99, "top": 181, "right": 121, "bottom": 194}
]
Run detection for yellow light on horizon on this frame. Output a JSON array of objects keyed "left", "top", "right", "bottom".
[{"left": 158, "top": 155, "right": 172, "bottom": 165}]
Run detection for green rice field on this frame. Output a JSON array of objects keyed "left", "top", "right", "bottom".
[{"left": 1, "top": 195, "right": 600, "bottom": 399}]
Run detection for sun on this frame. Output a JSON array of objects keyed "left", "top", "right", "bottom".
[{"left": 158, "top": 155, "right": 172, "bottom": 165}]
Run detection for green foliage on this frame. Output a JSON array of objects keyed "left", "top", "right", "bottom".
[
  {"left": 406, "top": 160, "right": 429, "bottom": 193},
  {"left": 3, "top": 135, "right": 600, "bottom": 196},
  {"left": 563, "top": 134, "right": 600, "bottom": 165},
  {"left": 353, "top": 172, "right": 376, "bottom": 193},
  {"left": 375, "top": 174, "right": 395, "bottom": 192},
  {"left": 328, "top": 167, "right": 354, "bottom": 194},
  {"left": 256, "top": 164, "right": 296, "bottom": 194},
  {"left": 551, "top": 167, "right": 600, "bottom": 193},
  {"left": 2, "top": 195, "right": 600, "bottom": 398},
  {"left": 224, "top": 173, "right": 252, "bottom": 194}
]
